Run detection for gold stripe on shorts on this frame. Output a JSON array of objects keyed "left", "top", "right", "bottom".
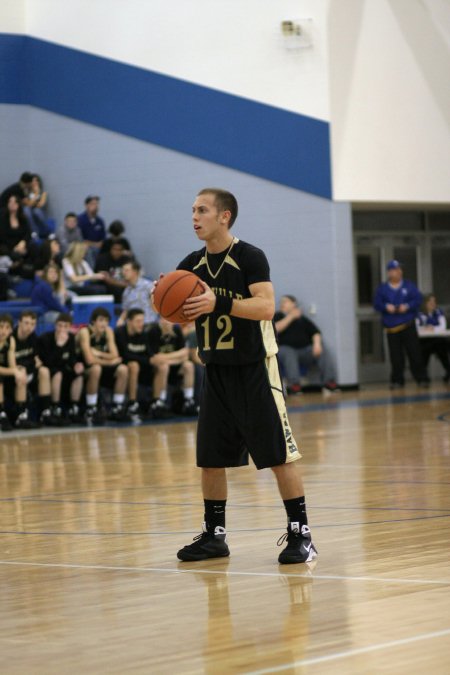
[{"left": 265, "top": 355, "right": 302, "bottom": 463}]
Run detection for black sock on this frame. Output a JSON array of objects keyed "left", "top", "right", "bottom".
[
  {"left": 283, "top": 496, "right": 308, "bottom": 530},
  {"left": 17, "top": 402, "right": 26, "bottom": 413},
  {"left": 39, "top": 395, "right": 51, "bottom": 412},
  {"left": 204, "top": 499, "right": 226, "bottom": 534}
]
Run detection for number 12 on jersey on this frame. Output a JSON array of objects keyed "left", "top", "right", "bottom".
[{"left": 200, "top": 315, "right": 234, "bottom": 351}]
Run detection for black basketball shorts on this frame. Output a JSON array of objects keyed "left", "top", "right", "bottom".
[{"left": 197, "top": 356, "right": 301, "bottom": 470}]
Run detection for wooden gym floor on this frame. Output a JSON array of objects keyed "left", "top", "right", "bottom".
[{"left": 1, "top": 383, "right": 450, "bottom": 674}]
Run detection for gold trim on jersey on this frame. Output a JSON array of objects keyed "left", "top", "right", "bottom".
[
  {"left": 192, "top": 237, "right": 241, "bottom": 278},
  {"left": 265, "top": 355, "right": 301, "bottom": 463},
  {"left": 260, "top": 319, "right": 278, "bottom": 358}
]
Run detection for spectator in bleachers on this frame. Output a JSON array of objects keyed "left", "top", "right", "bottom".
[
  {"left": 13, "top": 310, "right": 54, "bottom": 424},
  {"left": 416, "top": 293, "right": 450, "bottom": 383},
  {"left": 0, "top": 172, "right": 33, "bottom": 209},
  {"left": 38, "top": 313, "right": 85, "bottom": 425},
  {"left": 77, "top": 196, "right": 106, "bottom": 267},
  {"left": 0, "top": 194, "right": 34, "bottom": 279},
  {"left": 23, "top": 174, "right": 49, "bottom": 239},
  {"left": 77, "top": 307, "right": 130, "bottom": 423},
  {"left": 31, "top": 262, "right": 69, "bottom": 323},
  {"left": 116, "top": 260, "right": 156, "bottom": 327},
  {"left": 115, "top": 308, "right": 172, "bottom": 419},
  {"left": 99, "top": 220, "right": 133, "bottom": 256},
  {"left": 274, "top": 295, "right": 339, "bottom": 394},
  {"left": 94, "top": 240, "right": 129, "bottom": 302},
  {"left": 62, "top": 242, "right": 107, "bottom": 296},
  {"left": 147, "top": 318, "right": 197, "bottom": 416},
  {"left": 30, "top": 235, "right": 63, "bottom": 274},
  {"left": 56, "top": 212, "right": 83, "bottom": 254},
  {"left": 0, "top": 313, "right": 37, "bottom": 430}
]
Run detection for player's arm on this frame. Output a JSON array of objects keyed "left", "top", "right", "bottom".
[
  {"left": 98, "top": 327, "right": 121, "bottom": 363},
  {"left": 183, "top": 280, "right": 274, "bottom": 321},
  {"left": 77, "top": 328, "right": 98, "bottom": 366}
]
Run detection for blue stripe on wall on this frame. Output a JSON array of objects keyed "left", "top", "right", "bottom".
[{"left": 0, "top": 34, "right": 332, "bottom": 198}]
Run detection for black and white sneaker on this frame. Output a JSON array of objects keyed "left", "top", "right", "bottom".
[
  {"left": 277, "top": 523, "right": 318, "bottom": 565},
  {"left": 126, "top": 401, "right": 141, "bottom": 422},
  {"left": 108, "top": 405, "right": 131, "bottom": 422},
  {"left": 85, "top": 405, "right": 105, "bottom": 425},
  {"left": 181, "top": 398, "right": 198, "bottom": 416},
  {"left": 149, "top": 399, "right": 171, "bottom": 420},
  {"left": 177, "top": 524, "right": 230, "bottom": 561},
  {"left": 68, "top": 404, "right": 85, "bottom": 425},
  {"left": 0, "top": 410, "right": 12, "bottom": 432},
  {"left": 15, "top": 409, "right": 39, "bottom": 430}
]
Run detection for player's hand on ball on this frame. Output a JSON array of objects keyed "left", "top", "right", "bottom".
[{"left": 183, "top": 280, "right": 216, "bottom": 319}]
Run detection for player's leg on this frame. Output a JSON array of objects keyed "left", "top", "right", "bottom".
[
  {"left": 14, "top": 367, "right": 37, "bottom": 429},
  {"left": 47, "top": 370, "right": 69, "bottom": 425},
  {"left": 180, "top": 360, "right": 197, "bottom": 415},
  {"left": 177, "top": 467, "right": 229, "bottom": 562},
  {"left": 126, "top": 361, "right": 140, "bottom": 416},
  {"left": 0, "top": 381, "right": 12, "bottom": 431},
  {"left": 68, "top": 373, "right": 85, "bottom": 424},
  {"left": 177, "top": 364, "right": 241, "bottom": 562},
  {"left": 149, "top": 361, "right": 171, "bottom": 418},
  {"left": 85, "top": 364, "right": 103, "bottom": 423},
  {"left": 36, "top": 366, "right": 53, "bottom": 424},
  {"left": 109, "top": 364, "right": 131, "bottom": 421}
]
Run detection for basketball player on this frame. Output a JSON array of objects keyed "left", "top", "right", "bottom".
[
  {"left": 77, "top": 307, "right": 130, "bottom": 423},
  {"left": 166, "top": 188, "right": 317, "bottom": 564}
]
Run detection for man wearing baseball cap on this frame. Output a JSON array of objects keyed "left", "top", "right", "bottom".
[{"left": 374, "top": 260, "right": 429, "bottom": 389}]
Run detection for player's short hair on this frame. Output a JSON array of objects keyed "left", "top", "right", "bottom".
[
  {"left": 19, "top": 310, "right": 37, "bottom": 321},
  {"left": 56, "top": 313, "right": 73, "bottom": 324},
  {"left": 198, "top": 188, "right": 238, "bottom": 228},
  {"left": 0, "top": 313, "right": 14, "bottom": 328},
  {"left": 127, "top": 308, "right": 145, "bottom": 321},
  {"left": 90, "top": 307, "right": 111, "bottom": 323}
]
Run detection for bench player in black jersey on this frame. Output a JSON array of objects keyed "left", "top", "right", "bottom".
[
  {"left": 167, "top": 188, "right": 317, "bottom": 565},
  {"left": 77, "top": 307, "right": 130, "bottom": 423}
]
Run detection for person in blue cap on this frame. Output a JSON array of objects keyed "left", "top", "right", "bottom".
[{"left": 374, "top": 260, "right": 429, "bottom": 389}]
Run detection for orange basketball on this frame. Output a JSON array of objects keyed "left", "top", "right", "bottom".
[{"left": 153, "top": 270, "right": 204, "bottom": 323}]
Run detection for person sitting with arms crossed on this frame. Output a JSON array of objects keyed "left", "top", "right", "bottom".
[{"left": 77, "top": 307, "right": 130, "bottom": 424}]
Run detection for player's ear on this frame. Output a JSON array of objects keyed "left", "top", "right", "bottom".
[{"left": 222, "top": 210, "right": 232, "bottom": 227}]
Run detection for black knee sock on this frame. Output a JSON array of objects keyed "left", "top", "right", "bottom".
[
  {"left": 283, "top": 496, "right": 308, "bottom": 530},
  {"left": 204, "top": 499, "right": 226, "bottom": 534},
  {"left": 39, "top": 395, "right": 51, "bottom": 412}
]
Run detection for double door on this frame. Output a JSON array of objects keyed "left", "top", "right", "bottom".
[{"left": 355, "top": 233, "right": 450, "bottom": 383}]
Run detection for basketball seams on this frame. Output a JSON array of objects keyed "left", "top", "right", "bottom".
[
  {"left": 154, "top": 271, "right": 203, "bottom": 322},
  {"left": 164, "top": 279, "right": 201, "bottom": 319}
]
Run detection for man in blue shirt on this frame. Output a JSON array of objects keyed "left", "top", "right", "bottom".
[
  {"left": 77, "top": 196, "right": 106, "bottom": 267},
  {"left": 374, "top": 260, "right": 428, "bottom": 389}
]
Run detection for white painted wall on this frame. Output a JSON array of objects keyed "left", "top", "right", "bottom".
[
  {"left": 0, "top": 0, "right": 25, "bottom": 31},
  {"left": 23, "top": 0, "right": 330, "bottom": 121},
  {"left": 328, "top": 0, "right": 450, "bottom": 203}
]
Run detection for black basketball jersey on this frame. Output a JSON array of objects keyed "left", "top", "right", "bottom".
[
  {"left": 0, "top": 336, "right": 11, "bottom": 368},
  {"left": 115, "top": 325, "right": 153, "bottom": 365},
  {"left": 38, "top": 331, "right": 77, "bottom": 371},
  {"left": 177, "top": 237, "right": 277, "bottom": 365},
  {"left": 89, "top": 327, "right": 109, "bottom": 353},
  {"left": 13, "top": 328, "right": 38, "bottom": 372}
]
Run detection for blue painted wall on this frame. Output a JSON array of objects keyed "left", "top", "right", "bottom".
[{"left": 0, "top": 33, "right": 332, "bottom": 199}]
